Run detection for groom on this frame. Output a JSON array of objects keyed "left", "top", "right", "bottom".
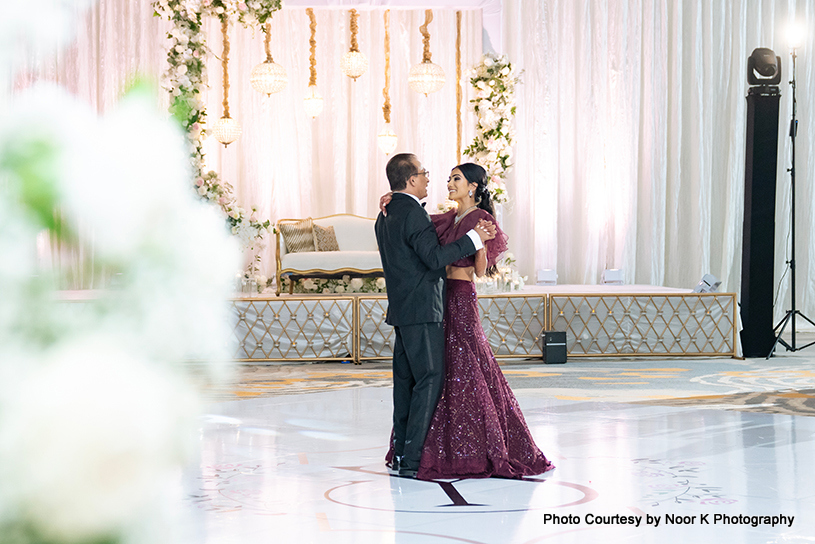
[{"left": 375, "top": 153, "right": 495, "bottom": 478}]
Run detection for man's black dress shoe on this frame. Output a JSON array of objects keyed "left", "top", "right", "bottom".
[
  {"left": 398, "top": 467, "right": 418, "bottom": 479},
  {"left": 386, "top": 456, "right": 402, "bottom": 474}
]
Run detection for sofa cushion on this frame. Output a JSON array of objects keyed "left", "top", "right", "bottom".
[
  {"left": 313, "top": 215, "right": 378, "bottom": 251},
  {"left": 281, "top": 250, "right": 382, "bottom": 274},
  {"left": 313, "top": 224, "right": 340, "bottom": 252},
  {"left": 280, "top": 218, "right": 315, "bottom": 253}
]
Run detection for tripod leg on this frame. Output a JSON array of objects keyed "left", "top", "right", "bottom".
[
  {"left": 767, "top": 311, "right": 793, "bottom": 359},
  {"left": 795, "top": 310, "right": 815, "bottom": 328}
]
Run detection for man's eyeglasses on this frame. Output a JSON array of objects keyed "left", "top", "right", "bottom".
[{"left": 410, "top": 169, "right": 429, "bottom": 178}]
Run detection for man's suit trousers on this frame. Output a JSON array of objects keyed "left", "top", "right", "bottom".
[{"left": 391, "top": 321, "right": 445, "bottom": 471}]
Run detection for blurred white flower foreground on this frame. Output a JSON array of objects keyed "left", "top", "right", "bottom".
[{"left": 0, "top": 81, "right": 240, "bottom": 544}]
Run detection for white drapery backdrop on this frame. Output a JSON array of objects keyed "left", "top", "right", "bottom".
[
  {"left": 504, "top": 0, "right": 815, "bottom": 325},
  {"left": 201, "top": 8, "right": 483, "bottom": 272},
  {"left": 13, "top": 0, "right": 815, "bottom": 325}
]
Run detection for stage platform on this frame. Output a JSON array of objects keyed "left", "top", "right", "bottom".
[{"left": 232, "top": 285, "right": 739, "bottom": 363}]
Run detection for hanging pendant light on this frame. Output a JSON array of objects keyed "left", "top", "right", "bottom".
[
  {"left": 377, "top": 10, "right": 398, "bottom": 154},
  {"left": 250, "top": 22, "right": 288, "bottom": 95},
  {"left": 408, "top": 10, "right": 445, "bottom": 96},
  {"left": 303, "top": 84, "right": 324, "bottom": 118},
  {"left": 378, "top": 124, "right": 398, "bottom": 155},
  {"left": 340, "top": 9, "right": 368, "bottom": 80},
  {"left": 213, "top": 16, "right": 241, "bottom": 146},
  {"left": 303, "top": 8, "right": 323, "bottom": 118}
]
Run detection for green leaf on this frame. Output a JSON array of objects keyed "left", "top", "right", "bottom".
[
  {"left": 1, "top": 135, "right": 69, "bottom": 240},
  {"left": 169, "top": 95, "right": 194, "bottom": 128}
]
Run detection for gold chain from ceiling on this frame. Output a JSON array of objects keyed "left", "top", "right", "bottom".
[
  {"left": 420, "top": 9, "right": 433, "bottom": 63},
  {"left": 307, "top": 8, "right": 317, "bottom": 86},
  {"left": 221, "top": 17, "right": 231, "bottom": 118},
  {"left": 382, "top": 10, "right": 391, "bottom": 123}
]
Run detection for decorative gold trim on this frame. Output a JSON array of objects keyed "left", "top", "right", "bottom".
[
  {"left": 275, "top": 227, "right": 283, "bottom": 295},
  {"left": 278, "top": 213, "right": 376, "bottom": 224},
  {"left": 280, "top": 267, "right": 382, "bottom": 276}
]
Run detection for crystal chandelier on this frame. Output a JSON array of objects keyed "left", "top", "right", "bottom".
[
  {"left": 408, "top": 10, "right": 445, "bottom": 96},
  {"left": 378, "top": 11, "right": 397, "bottom": 154},
  {"left": 251, "top": 61, "right": 287, "bottom": 95},
  {"left": 408, "top": 61, "right": 446, "bottom": 96},
  {"left": 340, "top": 9, "right": 368, "bottom": 80},
  {"left": 341, "top": 51, "right": 368, "bottom": 81},
  {"left": 304, "top": 8, "right": 323, "bottom": 119},
  {"left": 215, "top": 16, "right": 241, "bottom": 146},
  {"left": 250, "top": 22, "right": 287, "bottom": 96},
  {"left": 212, "top": 117, "right": 242, "bottom": 146}
]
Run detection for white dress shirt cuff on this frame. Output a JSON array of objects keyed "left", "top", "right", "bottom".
[{"left": 466, "top": 229, "right": 484, "bottom": 251}]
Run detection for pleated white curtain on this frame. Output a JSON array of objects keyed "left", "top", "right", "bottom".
[{"left": 503, "top": 0, "right": 815, "bottom": 324}]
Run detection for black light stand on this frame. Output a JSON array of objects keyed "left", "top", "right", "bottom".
[{"left": 767, "top": 46, "right": 815, "bottom": 358}]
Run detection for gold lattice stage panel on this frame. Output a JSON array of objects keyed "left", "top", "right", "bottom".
[
  {"left": 232, "top": 297, "right": 355, "bottom": 361},
  {"left": 231, "top": 286, "right": 739, "bottom": 362},
  {"left": 358, "top": 293, "right": 548, "bottom": 361},
  {"left": 550, "top": 292, "right": 738, "bottom": 357}
]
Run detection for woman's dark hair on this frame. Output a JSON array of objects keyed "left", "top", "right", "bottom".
[
  {"left": 454, "top": 163, "right": 495, "bottom": 216},
  {"left": 454, "top": 162, "right": 498, "bottom": 277}
]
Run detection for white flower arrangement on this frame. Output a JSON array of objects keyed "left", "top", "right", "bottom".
[
  {"left": 463, "top": 53, "right": 521, "bottom": 205},
  {"left": 0, "top": 82, "right": 240, "bottom": 543},
  {"left": 153, "top": 0, "right": 280, "bottom": 276},
  {"left": 235, "top": 271, "right": 272, "bottom": 294},
  {"left": 282, "top": 276, "right": 388, "bottom": 294},
  {"left": 474, "top": 252, "right": 526, "bottom": 294}
]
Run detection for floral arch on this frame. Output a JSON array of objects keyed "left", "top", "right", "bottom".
[{"left": 152, "top": 0, "right": 280, "bottom": 280}]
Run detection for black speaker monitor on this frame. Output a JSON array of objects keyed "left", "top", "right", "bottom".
[{"left": 740, "top": 71, "right": 781, "bottom": 357}]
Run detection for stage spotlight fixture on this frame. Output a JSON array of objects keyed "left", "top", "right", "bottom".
[
  {"left": 692, "top": 274, "right": 721, "bottom": 293},
  {"left": 747, "top": 48, "right": 782, "bottom": 85}
]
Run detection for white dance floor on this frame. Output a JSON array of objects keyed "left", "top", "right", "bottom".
[{"left": 182, "top": 386, "right": 814, "bottom": 543}]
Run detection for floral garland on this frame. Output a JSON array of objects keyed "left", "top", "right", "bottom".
[
  {"left": 463, "top": 53, "right": 521, "bottom": 205},
  {"left": 282, "top": 276, "right": 388, "bottom": 295},
  {"left": 153, "top": 0, "right": 280, "bottom": 272}
]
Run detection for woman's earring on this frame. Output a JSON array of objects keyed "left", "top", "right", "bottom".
[{"left": 468, "top": 190, "right": 473, "bottom": 197}]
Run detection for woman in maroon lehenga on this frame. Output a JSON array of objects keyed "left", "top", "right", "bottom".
[{"left": 386, "top": 163, "right": 554, "bottom": 480}]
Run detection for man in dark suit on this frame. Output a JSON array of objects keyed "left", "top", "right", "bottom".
[{"left": 375, "top": 153, "right": 495, "bottom": 478}]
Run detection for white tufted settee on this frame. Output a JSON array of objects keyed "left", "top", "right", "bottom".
[{"left": 275, "top": 214, "right": 383, "bottom": 294}]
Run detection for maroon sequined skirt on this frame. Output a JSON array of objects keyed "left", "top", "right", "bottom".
[{"left": 415, "top": 279, "right": 554, "bottom": 480}]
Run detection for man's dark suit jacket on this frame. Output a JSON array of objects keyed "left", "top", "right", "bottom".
[{"left": 375, "top": 192, "right": 476, "bottom": 327}]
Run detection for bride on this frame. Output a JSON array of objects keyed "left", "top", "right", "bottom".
[{"left": 386, "top": 163, "right": 554, "bottom": 480}]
